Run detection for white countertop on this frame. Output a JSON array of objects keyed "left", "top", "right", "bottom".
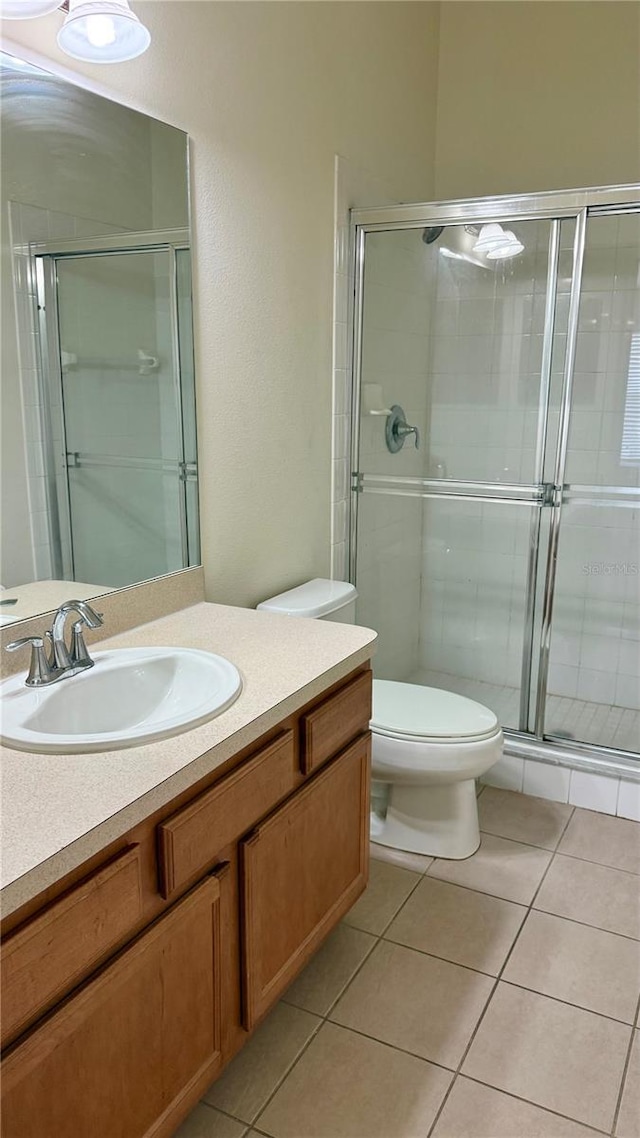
[{"left": 0, "top": 602, "right": 376, "bottom": 917}]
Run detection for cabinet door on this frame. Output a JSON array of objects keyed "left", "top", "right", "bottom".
[
  {"left": 1, "top": 872, "right": 225, "bottom": 1138},
  {"left": 241, "top": 734, "right": 370, "bottom": 1029}
]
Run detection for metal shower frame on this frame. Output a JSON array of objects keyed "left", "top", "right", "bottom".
[{"left": 348, "top": 183, "right": 640, "bottom": 776}]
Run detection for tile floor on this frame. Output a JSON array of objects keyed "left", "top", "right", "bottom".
[
  {"left": 414, "top": 668, "right": 640, "bottom": 754},
  {"left": 176, "top": 787, "right": 640, "bottom": 1138}
]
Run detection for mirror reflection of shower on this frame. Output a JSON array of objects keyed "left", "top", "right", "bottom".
[{"left": 32, "top": 234, "right": 199, "bottom": 590}]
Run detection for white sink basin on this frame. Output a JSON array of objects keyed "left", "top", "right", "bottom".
[{"left": 0, "top": 647, "right": 242, "bottom": 753}]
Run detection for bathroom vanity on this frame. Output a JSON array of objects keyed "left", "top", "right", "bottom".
[{"left": 0, "top": 602, "right": 376, "bottom": 1137}]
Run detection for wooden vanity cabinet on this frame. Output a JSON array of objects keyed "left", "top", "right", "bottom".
[
  {"left": 0, "top": 665, "right": 372, "bottom": 1138},
  {"left": 241, "top": 733, "right": 370, "bottom": 1028},
  {"left": 1, "top": 871, "right": 226, "bottom": 1138}
]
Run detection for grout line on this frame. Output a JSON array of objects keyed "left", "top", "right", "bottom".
[
  {"left": 459, "top": 1073, "right": 612, "bottom": 1137},
  {"left": 497, "top": 977, "right": 638, "bottom": 1029},
  {"left": 427, "top": 805, "right": 599, "bottom": 1136},
  {"left": 472, "top": 825, "right": 570, "bottom": 855},
  {"left": 551, "top": 847, "right": 640, "bottom": 879},
  {"left": 250, "top": 875, "right": 427, "bottom": 1132},
  {"left": 611, "top": 992, "right": 640, "bottom": 1136},
  {"left": 531, "top": 903, "right": 640, "bottom": 944},
  {"left": 246, "top": 1013, "right": 325, "bottom": 1129},
  {"left": 206, "top": 807, "right": 640, "bottom": 1136}
]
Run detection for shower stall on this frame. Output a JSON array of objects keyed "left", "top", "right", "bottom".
[{"left": 349, "top": 185, "right": 639, "bottom": 770}]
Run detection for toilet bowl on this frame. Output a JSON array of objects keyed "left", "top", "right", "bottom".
[
  {"left": 370, "top": 680, "right": 502, "bottom": 858},
  {"left": 257, "top": 579, "right": 503, "bottom": 859}
]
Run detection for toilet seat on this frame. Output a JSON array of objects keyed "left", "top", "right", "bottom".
[{"left": 371, "top": 680, "right": 499, "bottom": 744}]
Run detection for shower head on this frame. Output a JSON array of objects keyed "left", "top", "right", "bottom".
[{"left": 422, "top": 226, "right": 445, "bottom": 245}]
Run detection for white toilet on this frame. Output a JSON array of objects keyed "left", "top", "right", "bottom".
[{"left": 257, "top": 579, "right": 503, "bottom": 859}]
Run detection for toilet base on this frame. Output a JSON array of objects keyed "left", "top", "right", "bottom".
[{"left": 371, "top": 778, "right": 480, "bottom": 859}]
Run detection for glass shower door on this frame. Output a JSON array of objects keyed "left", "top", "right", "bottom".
[
  {"left": 352, "top": 214, "right": 577, "bottom": 734},
  {"left": 47, "top": 247, "right": 197, "bottom": 588},
  {"left": 543, "top": 212, "right": 640, "bottom": 751}
]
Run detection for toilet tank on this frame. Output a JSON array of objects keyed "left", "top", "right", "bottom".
[{"left": 257, "top": 578, "right": 357, "bottom": 623}]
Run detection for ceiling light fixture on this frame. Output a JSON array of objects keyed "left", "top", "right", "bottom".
[
  {"left": 0, "top": 1, "right": 62, "bottom": 17},
  {"left": 57, "top": 0, "right": 150, "bottom": 62},
  {"left": 472, "top": 223, "right": 524, "bottom": 261},
  {"left": 486, "top": 230, "right": 524, "bottom": 260}
]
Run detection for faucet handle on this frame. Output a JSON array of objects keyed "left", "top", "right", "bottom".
[{"left": 5, "top": 636, "right": 61, "bottom": 687}]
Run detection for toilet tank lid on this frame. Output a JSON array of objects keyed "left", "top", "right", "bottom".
[{"left": 257, "top": 578, "right": 357, "bottom": 618}]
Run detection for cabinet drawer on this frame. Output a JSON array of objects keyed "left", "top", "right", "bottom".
[
  {"left": 241, "top": 733, "right": 370, "bottom": 1028},
  {"left": 158, "top": 729, "right": 296, "bottom": 899},
  {"left": 1, "top": 846, "right": 142, "bottom": 1048},
  {"left": 300, "top": 670, "right": 372, "bottom": 774},
  {"left": 1, "top": 873, "right": 224, "bottom": 1138}
]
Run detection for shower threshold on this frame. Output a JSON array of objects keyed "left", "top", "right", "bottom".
[{"left": 410, "top": 668, "right": 639, "bottom": 756}]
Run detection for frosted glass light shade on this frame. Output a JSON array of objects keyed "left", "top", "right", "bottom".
[
  {"left": 57, "top": 0, "right": 150, "bottom": 62},
  {"left": 472, "top": 223, "right": 506, "bottom": 255},
  {"left": 486, "top": 230, "right": 525, "bottom": 260},
  {"left": 473, "top": 223, "right": 524, "bottom": 260},
  {"left": 0, "top": 1, "right": 61, "bottom": 17}
]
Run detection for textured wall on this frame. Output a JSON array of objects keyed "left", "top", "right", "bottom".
[{"left": 435, "top": 1, "right": 640, "bottom": 199}]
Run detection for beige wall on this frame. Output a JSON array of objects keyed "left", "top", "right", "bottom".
[
  {"left": 435, "top": 1, "right": 640, "bottom": 199},
  {"left": 3, "top": 1, "right": 440, "bottom": 607}
]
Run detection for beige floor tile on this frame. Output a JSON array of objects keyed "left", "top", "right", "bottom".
[
  {"left": 174, "top": 1105, "right": 247, "bottom": 1138},
  {"left": 535, "top": 855, "right": 640, "bottom": 940},
  {"left": 431, "top": 1076, "right": 601, "bottom": 1138},
  {"left": 385, "top": 877, "right": 527, "bottom": 976},
  {"left": 257, "top": 1021, "right": 452, "bottom": 1138},
  {"left": 478, "top": 787, "right": 572, "bottom": 850},
  {"left": 428, "top": 833, "right": 552, "bottom": 905},
  {"left": 329, "top": 939, "right": 493, "bottom": 1069},
  {"left": 616, "top": 1030, "right": 640, "bottom": 1138},
  {"left": 559, "top": 809, "right": 640, "bottom": 875},
  {"left": 282, "top": 923, "right": 376, "bottom": 1016},
  {"left": 462, "top": 983, "right": 631, "bottom": 1132},
  {"left": 504, "top": 910, "right": 640, "bottom": 1022},
  {"left": 370, "top": 841, "right": 433, "bottom": 874},
  {"left": 202, "top": 1003, "right": 320, "bottom": 1123},
  {"left": 342, "top": 858, "right": 421, "bottom": 935}
]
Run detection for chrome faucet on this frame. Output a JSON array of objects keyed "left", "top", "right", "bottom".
[
  {"left": 51, "top": 600, "right": 103, "bottom": 673},
  {"left": 6, "top": 599, "right": 104, "bottom": 687}
]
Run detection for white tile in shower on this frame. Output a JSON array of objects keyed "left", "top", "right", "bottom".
[
  {"left": 332, "top": 499, "right": 349, "bottom": 547},
  {"left": 617, "top": 779, "right": 640, "bottom": 822},
  {"left": 332, "top": 415, "right": 349, "bottom": 464},
  {"left": 481, "top": 755, "right": 524, "bottom": 793},
  {"left": 614, "top": 673, "right": 640, "bottom": 708},
  {"left": 331, "top": 541, "right": 348, "bottom": 582},
  {"left": 333, "top": 321, "right": 348, "bottom": 371},
  {"left": 523, "top": 761, "right": 570, "bottom": 805},
  {"left": 332, "top": 458, "right": 349, "bottom": 503},
  {"left": 569, "top": 770, "right": 620, "bottom": 815},
  {"left": 576, "top": 668, "right": 616, "bottom": 705}
]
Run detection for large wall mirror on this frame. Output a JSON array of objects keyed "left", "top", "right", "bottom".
[{"left": 0, "top": 51, "right": 200, "bottom": 626}]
